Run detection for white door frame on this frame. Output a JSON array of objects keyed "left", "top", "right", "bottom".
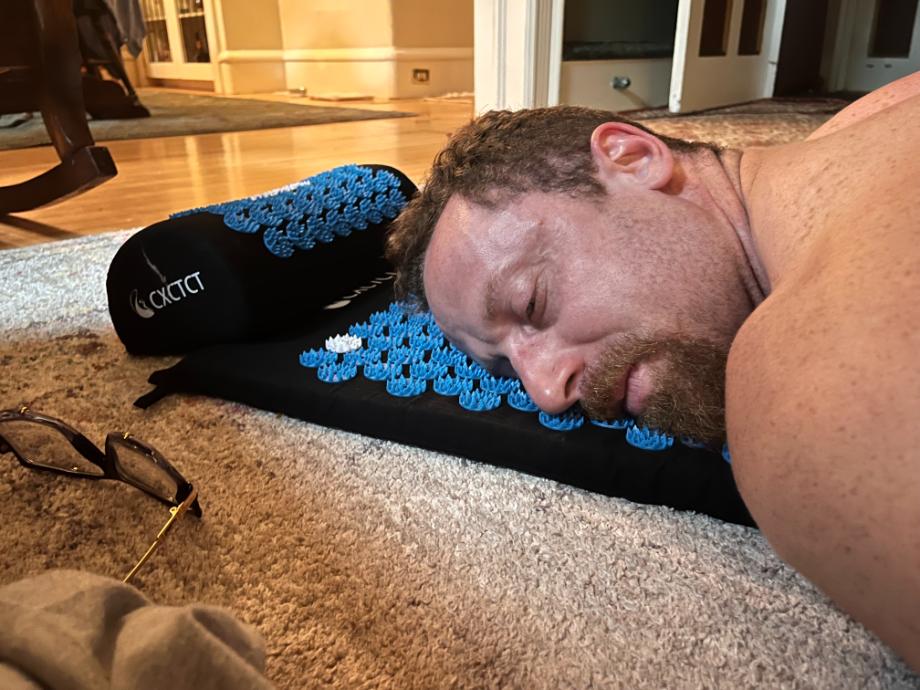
[
  {"left": 475, "top": 0, "right": 788, "bottom": 115},
  {"left": 828, "top": 0, "right": 920, "bottom": 92},
  {"left": 669, "top": 0, "right": 787, "bottom": 113},
  {"left": 473, "top": 0, "right": 565, "bottom": 113}
]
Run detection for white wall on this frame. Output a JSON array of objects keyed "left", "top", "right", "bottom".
[
  {"left": 213, "top": 0, "right": 286, "bottom": 94},
  {"left": 278, "top": 0, "right": 473, "bottom": 98}
]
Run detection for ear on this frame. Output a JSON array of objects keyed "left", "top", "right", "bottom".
[{"left": 590, "top": 122, "right": 674, "bottom": 191}]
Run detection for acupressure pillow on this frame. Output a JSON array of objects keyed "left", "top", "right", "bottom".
[{"left": 107, "top": 164, "right": 416, "bottom": 355}]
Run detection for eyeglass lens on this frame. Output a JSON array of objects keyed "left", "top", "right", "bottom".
[
  {"left": 0, "top": 420, "right": 104, "bottom": 476},
  {"left": 111, "top": 438, "right": 180, "bottom": 503}
]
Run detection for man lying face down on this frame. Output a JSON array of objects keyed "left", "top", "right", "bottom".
[{"left": 386, "top": 71, "right": 920, "bottom": 673}]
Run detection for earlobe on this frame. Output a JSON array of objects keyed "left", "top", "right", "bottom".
[{"left": 590, "top": 122, "right": 674, "bottom": 190}]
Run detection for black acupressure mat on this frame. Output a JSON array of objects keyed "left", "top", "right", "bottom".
[{"left": 136, "top": 282, "right": 755, "bottom": 527}]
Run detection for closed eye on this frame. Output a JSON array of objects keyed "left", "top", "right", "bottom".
[
  {"left": 526, "top": 291, "right": 536, "bottom": 321},
  {"left": 525, "top": 277, "right": 546, "bottom": 325}
]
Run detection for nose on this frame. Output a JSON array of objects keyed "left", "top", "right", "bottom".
[{"left": 510, "top": 345, "right": 584, "bottom": 415}]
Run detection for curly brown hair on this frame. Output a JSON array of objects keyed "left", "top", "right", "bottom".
[{"left": 385, "top": 106, "right": 716, "bottom": 307}]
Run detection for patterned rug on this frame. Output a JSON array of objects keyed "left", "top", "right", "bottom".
[
  {"left": 0, "top": 90, "right": 414, "bottom": 150},
  {"left": 632, "top": 97, "right": 851, "bottom": 148}
]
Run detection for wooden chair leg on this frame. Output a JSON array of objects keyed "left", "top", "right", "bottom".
[
  {"left": 0, "top": 146, "right": 116, "bottom": 215},
  {"left": 0, "top": 0, "right": 117, "bottom": 216}
]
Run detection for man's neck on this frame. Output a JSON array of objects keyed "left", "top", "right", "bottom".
[{"left": 671, "top": 147, "right": 771, "bottom": 304}]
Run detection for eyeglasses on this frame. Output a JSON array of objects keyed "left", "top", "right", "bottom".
[{"left": 0, "top": 406, "right": 201, "bottom": 584}]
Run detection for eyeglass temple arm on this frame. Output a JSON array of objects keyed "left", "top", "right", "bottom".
[{"left": 123, "top": 486, "right": 198, "bottom": 584}]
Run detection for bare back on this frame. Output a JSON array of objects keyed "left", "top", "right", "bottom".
[{"left": 724, "top": 81, "right": 920, "bottom": 669}]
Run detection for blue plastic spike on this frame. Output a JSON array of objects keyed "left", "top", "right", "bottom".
[
  {"left": 386, "top": 376, "right": 426, "bottom": 397},
  {"left": 433, "top": 375, "right": 472, "bottom": 396},
  {"left": 507, "top": 388, "right": 538, "bottom": 412},
  {"left": 363, "top": 362, "right": 395, "bottom": 381},
  {"left": 538, "top": 409, "right": 585, "bottom": 432},
  {"left": 625, "top": 424, "right": 674, "bottom": 451},
  {"left": 299, "top": 348, "right": 338, "bottom": 368},
  {"left": 348, "top": 322, "right": 373, "bottom": 338},
  {"left": 410, "top": 361, "right": 449, "bottom": 381},
  {"left": 459, "top": 389, "right": 501, "bottom": 412},
  {"left": 317, "top": 361, "right": 357, "bottom": 383},
  {"left": 590, "top": 417, "right": 631, "bottom": 430},
  {"left": 455, "top": 359, "right": 488, "bottom": 379},
  {"left": 479, "top": 375, "right": 516, "bottom": 395}
]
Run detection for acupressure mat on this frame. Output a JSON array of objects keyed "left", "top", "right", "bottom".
[
  {"left": 303, "top": 301, "right": 733, "bottom": 456},
  {"left": 128, "top": 164, "right": 753, "bottom": 526},
  {"left": 139, "top": 282, "right": 753, "bottom": 526}
]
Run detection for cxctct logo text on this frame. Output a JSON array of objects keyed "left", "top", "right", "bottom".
[{"left": 130, "top": 271, "right": 205, "bottom": 319}]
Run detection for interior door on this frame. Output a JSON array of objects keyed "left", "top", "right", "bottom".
[
  {"left": 843, "top": 0, "right": 920, "bottom": 92},
  {"left": 669, "top": 0, "right": 787, "bottom": 112}
]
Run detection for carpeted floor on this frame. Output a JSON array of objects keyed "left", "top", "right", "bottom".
[
  {"left": 1, "top": 102, "right": 918, "bottom": 688},
  {"left": 0, "top": 89, "right": 414, "bottom": 150},
  {"left": 1, "top": 238, "right": 918, "bottom": 687},
  {"left": 633, "top": 97, "right": 852, "bottom": 148}
]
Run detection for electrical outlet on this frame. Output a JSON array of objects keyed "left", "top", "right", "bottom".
[{"left": 412, "top": 68, "right": 430, "bottom": 84}]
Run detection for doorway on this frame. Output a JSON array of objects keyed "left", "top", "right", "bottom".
[{"left": 839, "top": 0, "right": 920, "bottom": 92}]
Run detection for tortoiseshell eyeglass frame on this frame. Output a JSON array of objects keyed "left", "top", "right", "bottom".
[{"left": 0, "top": 406, "right": 201, "bottom": 583}]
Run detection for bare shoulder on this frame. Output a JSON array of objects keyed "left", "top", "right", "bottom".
[
  {"left": 808, "top": 70, "right": 920, "bottom": 140},
  {"left": 725, "top": 250, "right": 920, "bottom": 490}
]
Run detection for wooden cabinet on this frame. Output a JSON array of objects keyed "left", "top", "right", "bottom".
[{"left": 140, "top": 0, "right": 216, "bottom": 82}]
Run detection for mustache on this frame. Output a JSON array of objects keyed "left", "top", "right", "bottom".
[{"left": 580, "top": 334, "right": 730, "bottom": 444}]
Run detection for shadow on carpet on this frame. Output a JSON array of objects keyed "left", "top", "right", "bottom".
[{"left": 0, "top": 90, "right": 415, "bottom": 150}]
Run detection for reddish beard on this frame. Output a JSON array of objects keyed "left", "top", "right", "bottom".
[{"left": 580, "top": 335, "right": 729, "bottom": 444}]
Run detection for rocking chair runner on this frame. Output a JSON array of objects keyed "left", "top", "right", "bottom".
[{"left": 0, "top": 0, "right": 118, "bottom": 215}]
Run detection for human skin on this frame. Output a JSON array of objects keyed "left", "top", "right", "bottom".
[{"left": 422, "top": 72, "right": 920, "bottom": 671}]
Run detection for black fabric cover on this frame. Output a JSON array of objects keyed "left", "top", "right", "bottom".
[
  {"left": 137, "top": 283, "right": 755, "bottom": 527},
  {"left": 106, "top": 164, "right": 417, "bottom": 355}
]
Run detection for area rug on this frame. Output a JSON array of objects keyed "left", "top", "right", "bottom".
[
  {"left": 633, "top": 97, "right": 851, "bottom": 148},
  {"left": 1, "top": 232, "right": 917, "bottom": 689},
  {"left": 0, "top": 90, "right": 414, "bottom": 150}
]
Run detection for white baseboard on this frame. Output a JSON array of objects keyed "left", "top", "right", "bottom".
[{"left": 215, "top": 47, "right": 473, "bottom": 97}]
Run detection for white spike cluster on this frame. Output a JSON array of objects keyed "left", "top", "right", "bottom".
[{"left": 324, "top": 333, "right": 362, "bottom": 353}]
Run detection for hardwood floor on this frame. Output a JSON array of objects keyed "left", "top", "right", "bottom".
[{"left": 0, "top": 90, "right": 473, "bottom": 249}]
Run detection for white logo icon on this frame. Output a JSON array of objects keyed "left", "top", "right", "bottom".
[{"left": 129, "top": 290, "right": 155, "bottom": 319}]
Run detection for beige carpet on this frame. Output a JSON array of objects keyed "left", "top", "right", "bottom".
[
  {"left": 1, "top": 103, "right": 918, "bottom": 687},
  {"left": 1, "top": 231, "right": 918, "bottom": 688},
  {"left": 636, "top": 97, "right": 851, "bottom": 148}
]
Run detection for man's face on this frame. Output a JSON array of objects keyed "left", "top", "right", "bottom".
[{"left": 422, "top": 190, "right": 745, "bottom": 443}]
